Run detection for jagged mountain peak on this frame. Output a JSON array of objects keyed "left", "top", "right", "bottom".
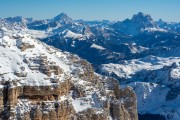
[
  {"left": 157, "top": 18, "right": 164, "bottom": 23},
  {"left": 1, "top": 12, "right": 180, "bottom": 120},
  {"left": 132, "top": 12, "right": 153, "bottom": 22},
  {"left": 54, "top": 13, "right": 69, "bottom": 20},
  {"left": 51, "top": 12, "right": 73, "bottom": 24},
  {"left": 133, "top": 12, "right": 149, "bottom": 18},
  {"left": 0, "top": 28, "right": 138, "bottom": 120},
  {"left": 156, "top": 19, "right": 166, "bottom": 25},
  {"left": 131, "top": 12, "right": 156, "bottom": 27},
  {"left": 112, "top": 12, "right": 158, "bottom": 35}
]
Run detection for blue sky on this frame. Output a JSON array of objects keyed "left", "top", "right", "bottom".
[{"left": 0, "top": 0, "right": 180, "bottom": 22}]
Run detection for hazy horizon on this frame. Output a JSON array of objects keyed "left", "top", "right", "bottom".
[{"left": 0, "top": 0, "right": 180, "bottom": 22}]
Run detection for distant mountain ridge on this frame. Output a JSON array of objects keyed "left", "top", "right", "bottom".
[
  {"left": 1, "top": 12, "right": 180, "bottom": 120},
  {"left": 112, "top": 12, "right": 158, "bottom": 35},
  {"left": 0, "top": 14, "right": 139, "bottom": 120},
  {"left": 1, "top": 12, "right": 179, "bottom": 34}
]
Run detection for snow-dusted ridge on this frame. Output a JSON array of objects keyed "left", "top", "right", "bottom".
[
  {"left": 99, "top": 55, "right": 180, "bottom": 120},
  {"left": 0, "top": 29, "right": 70, "bottom": 87},
  {"left": 1, "top": 12, "right": 180, "bottom": 120},
  {"left": 0, "top": 27, "right": 138, "bottom": 119}
]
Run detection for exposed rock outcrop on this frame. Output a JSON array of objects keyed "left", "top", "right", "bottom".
[{"left": 0, "top": 30, "right": 138, "bottom": 120}]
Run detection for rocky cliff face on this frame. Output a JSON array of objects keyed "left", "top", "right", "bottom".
[
  {"left": 0, "top": 28, "right": 138, "bottom": 120},
  {"left": 100, "top": 56, "right": 180, "bottom": 119},
  {"left": 1, "top": 12, "right": 180, "bottom": 120}
]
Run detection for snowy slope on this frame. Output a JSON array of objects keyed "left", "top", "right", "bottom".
[
  {"left": 99, "top": 55, "right": 180, "bottom": 120},
  {"left": 0, "top": 25, "right": 138, "bottom": 120},
  {"left": 0, "top": 29, "right": 70, "bottom": 87},
  {"left": 0, "top": 28, "right": 97, "bottom": 112},
  {"left": 1, "top": 12, "right": 180, "bottom": 120}
]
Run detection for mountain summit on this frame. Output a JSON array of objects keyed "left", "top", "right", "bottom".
[
  {"left": 0, "top": 14, "right": 138, "bottom": 120},
  {"left": 112, "top": 12, "right": 157, "bottom": 35},
  {"left": 51, "top": 13, "right": 74, "bottom": 25},
  {"left": 131, "top": 12, "right": 157, "bottom": 28},
  {"left": 0, "top": 12, "right": 180, "bottom": 120}
]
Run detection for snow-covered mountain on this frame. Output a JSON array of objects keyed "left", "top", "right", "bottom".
[
  {"left": 51, "top": 13, "right": 74, "bottom": 25},
  {"left": 98, "top": 56, "right": 180, "bottom": 120},
  {"left": 4, "top": 16, "right": 33, "bottom": 23},
  {"left": 112, "top": 12, "right": 159, "bottom": 35},
  {"left": 1, "top": 12, "right": 180, "bottom": 120},
  {"left": 0, "top": 18, "right": 138, "bottom": 120},
  {"left": 156, "top": 19, "right": 180, "bottom": 33}
]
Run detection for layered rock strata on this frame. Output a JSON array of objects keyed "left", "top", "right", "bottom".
[{"left": 0, "top": 29, "right": 138, "bottom": 120}]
